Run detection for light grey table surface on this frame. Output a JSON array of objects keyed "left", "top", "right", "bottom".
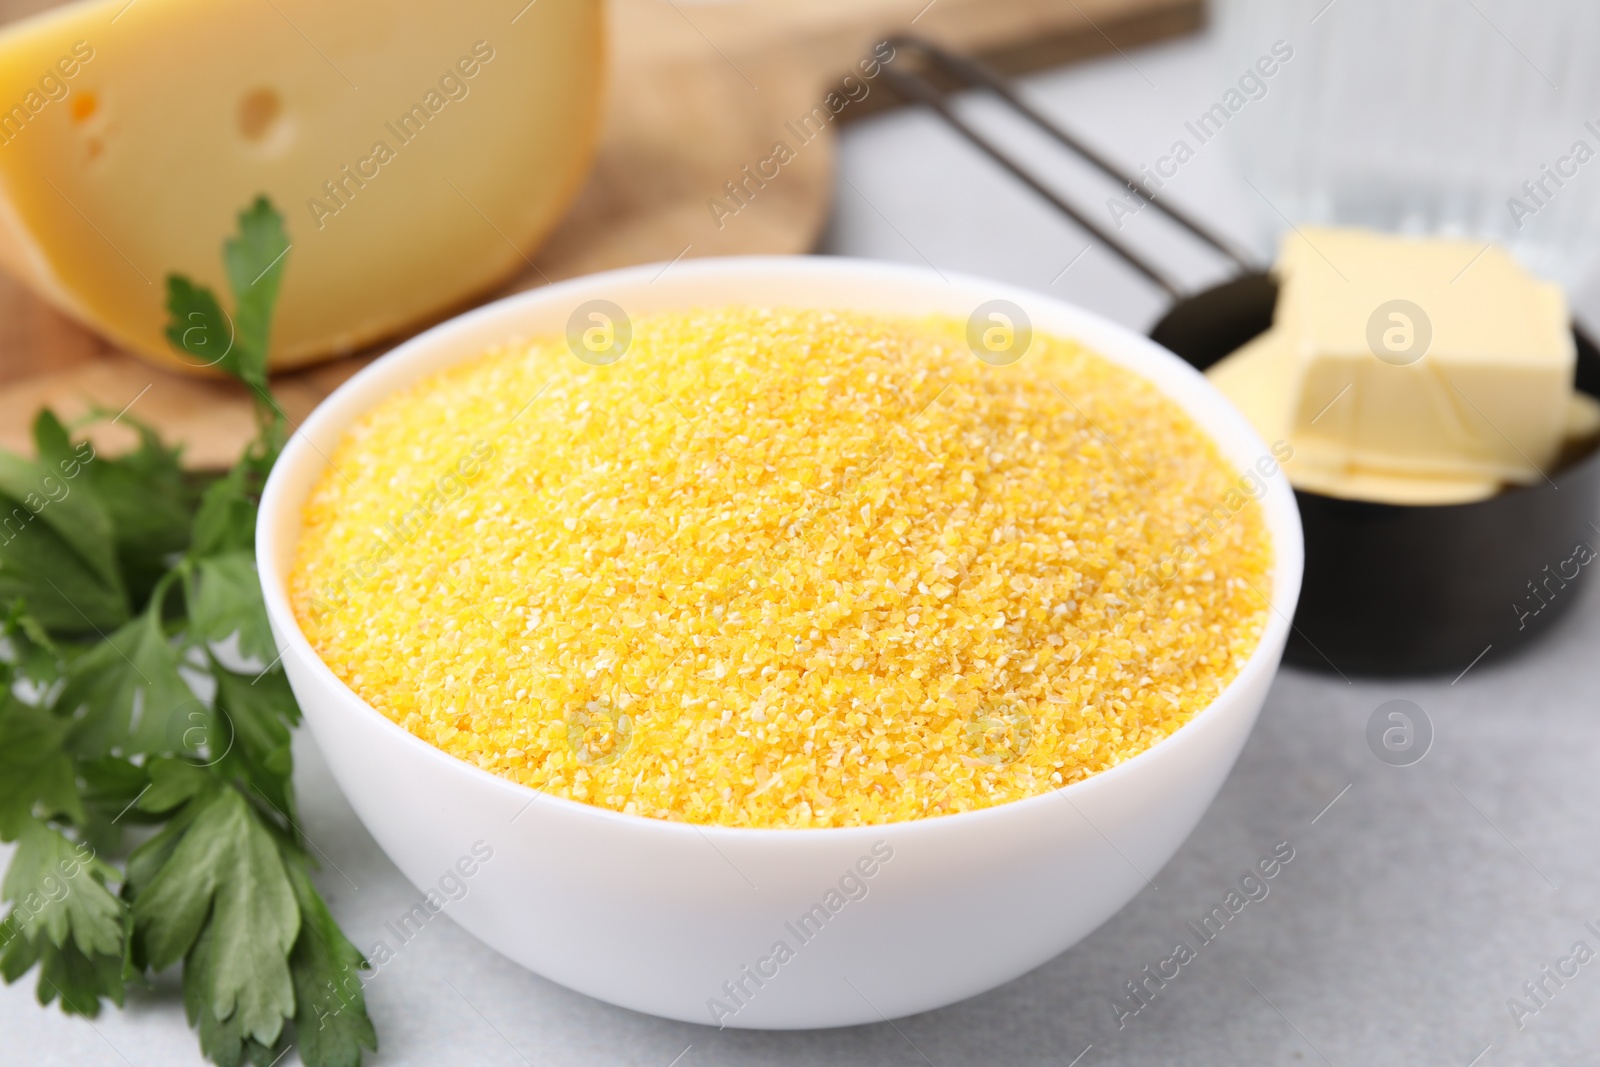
[{"left": 7, "top": 26, "right": 1600, "bottom": 1067}]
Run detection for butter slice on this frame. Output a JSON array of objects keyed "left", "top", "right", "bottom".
[
  {"left": 1566, "top": 392, "right": 1600, "bottom": 442},
  {"left": 1284, "top": 461, "right": 1503, "bottom": 506},
  {"left": 1207, "top": 328, "right": 1502, "bottom": 505},
  {"left": 1204, "top": 326, "right": 1291, "bottom": 444},
  {"left": 1276, "top": 228, "right": 1574, "bottom": 484}
]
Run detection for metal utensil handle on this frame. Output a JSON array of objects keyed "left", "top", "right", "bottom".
[{"left": 878, "top": 36, "right": 1257, "bottom": 298}]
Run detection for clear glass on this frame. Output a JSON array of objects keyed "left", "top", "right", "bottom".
[{"left": 1216, "top": 0, "right": 1600, "bottom": 289}]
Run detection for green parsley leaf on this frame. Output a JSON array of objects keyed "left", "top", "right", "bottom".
[
  {"left": 122, "top": 793, "right": 203, "bottom": 901},
  {"left": 224, "top": 197, "right": 290, "bottom": 394},
  {"left": 0, "top": 451, "right": 127, "bottom": 634},
  {"left": 77, "top": 757, "right": 149, "bottom": 816},
  {"left": 137, "top": 757, "right": 214, "bottom": 815},
  {"left": 165, "top": 196, "right": 289, "bottom": 408},
  {"left": 211, "top": 666, "right": 299, "bottom": 818},
  {"left": 190, "top": 553, "right": 277, "bottom": 664},
  {"left": 132, "top": 787, "right": 299, "bottom": 1046},
  {"left": 0, "top": 521, "right": 126, "bottom": 635},
  {"left": 57, "top": 605, "right": 194, "bottom": 758},
  {"left": 183, "top": 910, "right": 291, "bottom": 1067},
  {"left": 173, "top": 197, "right": 292, "bottom": 564},
  {"left": 287, "top": 859, "right": 376, "bottom": 1067},
  {"left": 190, "top": 445, "right": 277, "bottom": 561},
  {"left": 26, "top": 408, "right": 196, "bottom": 612},
  {"left": 86, "top": 421, "right": 198, "bottom": 608},
  {"left": 165, "top": 277, "right": 237, "bottom": 376},
  {"left": 30, "top": 411, "right": 74, "bottom": 470},
  {"left": 1, "top": 820, "right": 124, "bottom": 959},
  {"left": 0, "top": 927, "right": 128, "bottom": 1018},
  {"left": 2, "top": 600, "right": 63, "bottom": 695},
  {"left": 0, "top": 699, "right": 83, "bottom": 840},
  {"left": 75, "top": 756, "right": 154, "bottom": 855},
  {"left": 3, "top": 196, "right": 376, "bottom": 1065},
  {"left": 0, "top": 819, "right": 128, "bottom": 1016}
]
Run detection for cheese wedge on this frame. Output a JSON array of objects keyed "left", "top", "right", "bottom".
[{"left": 0, "top": 0, "right": 603, "bottom": 372}]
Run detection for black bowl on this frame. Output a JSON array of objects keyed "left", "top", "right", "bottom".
[{"left": 1149, "top": 273, "right": 1600, "bottom": 677}]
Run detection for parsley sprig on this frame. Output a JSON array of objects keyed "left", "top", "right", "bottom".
[{"left": 0, "top": 198, "right": 377, "bottom": 1067}]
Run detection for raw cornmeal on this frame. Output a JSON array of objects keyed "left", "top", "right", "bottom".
[{"left": 290, "top": 308, "right": 1272, "bottom": 828}]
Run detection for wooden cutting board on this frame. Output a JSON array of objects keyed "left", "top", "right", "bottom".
[{"left": 0, "top": 0, "right": 1200, "bottom": 467}]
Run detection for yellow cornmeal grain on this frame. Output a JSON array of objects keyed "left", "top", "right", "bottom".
[{"left": 290, "top": 308, "right": 1272, "bottom": 828}]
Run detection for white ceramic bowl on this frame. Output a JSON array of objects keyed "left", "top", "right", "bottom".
[{"left": 257, "top": 256, "right": 1304, "bottom": 1030}]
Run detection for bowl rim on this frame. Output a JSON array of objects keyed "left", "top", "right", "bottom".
[{"left": 257, "top": 254, "right": 1305, "bottom": 842}]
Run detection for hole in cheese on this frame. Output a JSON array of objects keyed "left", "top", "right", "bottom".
[{"left": 237, "top": 87, "right": 283, "bottom": 142}]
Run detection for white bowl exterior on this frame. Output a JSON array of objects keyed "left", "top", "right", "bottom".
[{"left": 259, "top": 257, "right": 1303, "bottom": 1029}]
